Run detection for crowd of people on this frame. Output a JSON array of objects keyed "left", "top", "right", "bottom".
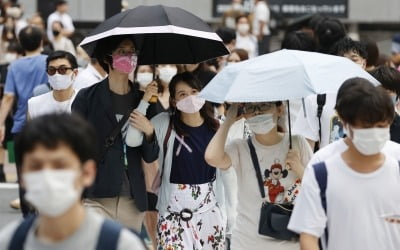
[{"left": 0, "top": 0, "right": 399, "bottom": 250}]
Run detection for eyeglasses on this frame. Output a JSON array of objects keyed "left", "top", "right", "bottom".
[
  {"left": 47, "top": 66, "right": 73, "bottom": 75},
  {"left": 243, "top": 103, "right": 274, "bottom": 114}
]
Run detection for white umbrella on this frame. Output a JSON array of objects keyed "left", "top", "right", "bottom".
[{"left": 200, "top": 49, "right": 380, "bottom": 103}]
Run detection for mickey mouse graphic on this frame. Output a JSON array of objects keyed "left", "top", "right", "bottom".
[{"left": 264, "top": 159, "right": 288, "bottom": 203}]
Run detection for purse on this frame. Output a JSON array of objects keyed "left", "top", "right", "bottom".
[{"left": 247, "top": 138, "right": 298, "bottom": 241}]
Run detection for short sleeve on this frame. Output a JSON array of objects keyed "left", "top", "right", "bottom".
[
  {"left": 117, "top": 229, "right": 147, "bottom": 250},
  {"left": 297, "top": 135, "right": 313, "bottom": 168},
  {"left": 292, "top": 95, "right": 319, "bottom": 142},
  {"left": 4, "top": 64, "right": 16, "bottom": 95},
  {"left": 288, "top": 167, "right": 327, "bottom": 237},
  {"left": 225, "top": 139, "right": 241, "bottom": 171}
]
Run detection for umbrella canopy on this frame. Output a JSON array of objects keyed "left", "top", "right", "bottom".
[
  {"left": 80, "top": 5, "right": 229, "bottom": 64},
  {"left": 200, "top": 49, "right": 380, "bottom": 103}
]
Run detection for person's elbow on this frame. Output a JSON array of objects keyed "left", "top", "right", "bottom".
[
  {"left": 204, "top": 151, "right": 230, "bottom": 170},
  {"left": 2, "top": 94, "right": 14, "bottom": 104},
  {"left": 300, "top": 233, "right": 320, "bottom": 250}
]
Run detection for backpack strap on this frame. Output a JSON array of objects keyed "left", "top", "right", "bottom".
[
  {"left": 247, "top": 138, "right": 266, "bottom": 199},
  {"left": 95, "top": 219, "right": 122, "bottom": 250},
  {"left": 312, "top": 161, "right": 329, "bottom": 248},
  {"left": 8, "top": 215, "right": 37, "bottom": 250},
  {"left": 315, "top": 94, "right": 326, "bottom": 152}
]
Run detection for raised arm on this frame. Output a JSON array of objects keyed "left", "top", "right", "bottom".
[{"left": 205, "top": 104, "right": 240, "bottom": 170}]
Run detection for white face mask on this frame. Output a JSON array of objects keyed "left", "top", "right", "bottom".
[
  {"left": 159, "top": 66, "right": 178, "bottom": 83},
  {"left": 136, "top": 72, "right": 153, "bottom": 88},
  {"left": 237, "top": 23, "right": 250, "bottom": 34},
  {"left": 23, "top": 169, "right": 80, "bottom": 217},
  {"left": 247, "top": 113, "right": 276, "bottom": 134},
  {"left": 48, "top": 73, "right": 74, "bottom": 90},
  {"left": 350, "top": 127, "right": 390, "bottom": 155}
]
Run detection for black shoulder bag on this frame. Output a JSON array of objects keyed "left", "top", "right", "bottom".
[{"left": 247, "top": 138, "right": 298, "bottom": 241}]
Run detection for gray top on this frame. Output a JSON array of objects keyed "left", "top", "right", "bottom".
[{"left": 0, "top": 209, "right": 146, "bottom": 250}]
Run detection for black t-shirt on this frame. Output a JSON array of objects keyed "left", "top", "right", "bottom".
[
  {"left": 110, "top": 90, "right": 135, "bottom": 196},
  {"left": 170, "top": 120, "right": 216, "bottom": 184},
  {"left": 390, "top": 114, "right": 400, "bottom": 143}
]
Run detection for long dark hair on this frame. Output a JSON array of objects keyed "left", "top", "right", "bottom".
[{"left": 169, "top": 72, "right": 219, "bottom": 136}]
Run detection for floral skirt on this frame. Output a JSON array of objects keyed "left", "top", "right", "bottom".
[{"left": 157, "top": 182, "right": 225, "bottom": 250}]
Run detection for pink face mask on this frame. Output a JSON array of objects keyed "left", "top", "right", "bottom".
[
  {"left": 176, "top": 95, "right": 206, "bottom": 114},
  {"left": 112, "top": 54, "right": 137, "bottom": 74}
]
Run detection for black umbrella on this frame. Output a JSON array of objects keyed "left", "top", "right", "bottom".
[{"left": 80, "top": 5, "right": 229, "bottom": 65}]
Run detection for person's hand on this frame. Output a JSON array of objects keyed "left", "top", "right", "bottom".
[
  {"left": 285, "top": 149, "right": 303, "bottom": 177},
  {"left": 129, "top": 110, "right": 154, "bottom": 139},
  {"left": 142, "top": 81, "right": 158, "bottom": 102},
  {"left": 224, "top": 103, "right": 243, "bottom": 124},
  {"left": 0, "top": 124, "right": 5, "bottom": 144}
]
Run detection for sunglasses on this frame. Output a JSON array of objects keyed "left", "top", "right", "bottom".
[{"left": 47, "top": 66, "right": 73, "bottom": 76}]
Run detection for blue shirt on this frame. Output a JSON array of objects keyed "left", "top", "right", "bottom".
[
  {"left": 4, "top": 55, "right": 48, "bottom": 133},
  {"left": 170, "top": 120, "right": 216, "bottom": 184}
]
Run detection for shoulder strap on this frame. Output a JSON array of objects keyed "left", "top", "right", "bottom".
[
  {"left": 95, "top": 219, "right": 122, "bottom": 250},
  {"left": 312, "top": 161, "right": 329, "bottom": 247},
  {"left": 247, "top": 138, "right": 266, "bottom": 198},
  {"left": 8, "top": 215, "right": 37, "bottom": 250},
  {"left": 315, "top": 94, "right": 326, "bottom": 152},
  {"left": 160, "top": 119, "right": 173, "bottom": 180},
  {"left": 104, "top": 110, "right": 131, "bottom": 148}
]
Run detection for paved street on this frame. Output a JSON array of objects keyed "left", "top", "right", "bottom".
[
  {"left": 0, "top": 184, "right": 20, "bottom": 229},
  {"left": 0, "top": 162, "right": 21, "bottom": 229}
]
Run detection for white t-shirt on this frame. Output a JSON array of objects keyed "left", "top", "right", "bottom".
[
  {"left": 0, "top": 209, "right": 146, "bottom": 250},
  {"left": 293, "top": 93, "right": 343, "bottom": 148},
  {"left": 252, "top": 1, "right": 270, "bottom": 36},
  {"left": 28, "top": 90, "right": 77, "bottom": 119},
  {"left": 308, "top": 138, "right": 400, "bottom": 166},
  {"left": 226, "top": 133, "right": 312, "bottom": 249},
  {"left": 235, "top": 32, "right": 258, "bottom": 58},
  {"left": 74, "top": 64, "right": 106, "bottom": 90},
  {"left": 47, "top": 11, "right": 75, "bottom": 41},
  {"left": 288, "top": 154, "right": 400, "bottom": 250},
  {"left": 52, "top": 37, "right": 76, "bottom": 56}
]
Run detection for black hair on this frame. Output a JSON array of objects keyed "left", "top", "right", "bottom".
[
  {"left": 94, "top": 35, "right": 135, "bottom": 73},
  {"left": 315, "top": 17, "right": 346, "bottom": 54},
  {"left": 329, "top": 37, "right": 367, "bottom": 59},
  {"left": 56, "top": 0, "right": 67, "bottom": 7},
  {"left": 18, "top": 25, "right": 43, "bottom": 52},
  {"left": 169, "top": 72, "right": 219, "bottom": 136},
  {"left": 15, "top": 113, "right": 97, "bottom": 165},
  {"left": 281, "top": 31, "right": 316, "bottom": 52},
  {"left": 308, "top": 14, "right": 324, "bottom": 32},
  {"left": 235, "top": 14, "right": 249, "bottom": 24},
  {"left": 46, "top": 50, "right": 78, "bottom": 69},
  {"left": 215, "top": 27, "right": 236, "bottom": 45},
  {"left": 370, "top": 65, "right": 400, "bottom": 96},
  {"left": 364, "top": 40, "right": 379, "bottom": 67},
  {"left": 335, "top": 77, "right": 394, "bottom": 126}
]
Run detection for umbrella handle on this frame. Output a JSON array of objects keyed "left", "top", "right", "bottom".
[{"left": 287, "top": 100, "right": 292, "bottom": 149}]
